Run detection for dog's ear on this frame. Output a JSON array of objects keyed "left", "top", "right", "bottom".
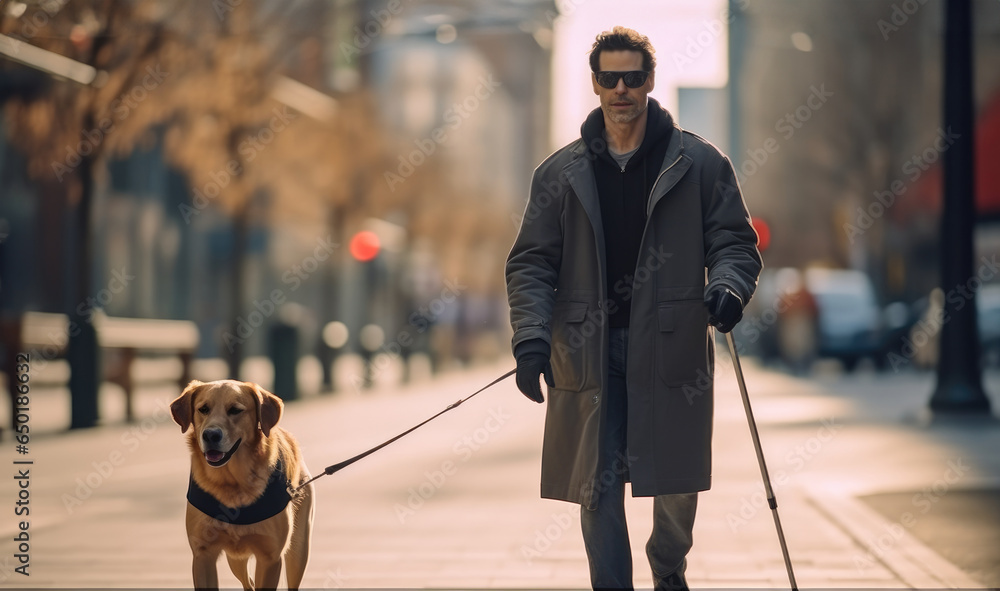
[
  {"left": 170, "top": 380, "right": 204, "bottom": 433},
  {"left": 250, "top": 383, "right": 283, "bottom": 437}
]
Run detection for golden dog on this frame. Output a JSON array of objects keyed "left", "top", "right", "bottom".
[{"left": 170, "top": 380, "right": 314, "bottom": 590}]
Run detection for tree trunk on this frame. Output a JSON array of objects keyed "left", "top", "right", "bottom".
[{"left": 226, "top": 200, "right": 249, "bottom": 379}]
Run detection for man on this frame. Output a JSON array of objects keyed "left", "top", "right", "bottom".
[{"left": 505, "top": 27, "right": 762, "bottom": 590}]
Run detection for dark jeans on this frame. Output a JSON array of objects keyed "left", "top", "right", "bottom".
[{"left": 580, "top": 327, "right": 698, "bottom": 591}]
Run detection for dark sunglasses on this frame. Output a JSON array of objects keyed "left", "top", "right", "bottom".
[{"left": 595, "top": 70, "right": 649, "bottom": 89}]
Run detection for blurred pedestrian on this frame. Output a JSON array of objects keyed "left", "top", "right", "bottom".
[
  {"left": 776, "top": 268, "right": 819, "bottom": 373},
  {"left": 505, "top": 26, "right": 762, "bottom": 590}
]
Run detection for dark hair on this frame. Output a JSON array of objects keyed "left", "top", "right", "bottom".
[{"left": 589, "top": 26, "right": 656, "bottom": 73}]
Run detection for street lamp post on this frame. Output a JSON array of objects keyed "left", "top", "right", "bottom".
[
  {"left": 929, "top": 0, "right": 991, "bottom": 414},
  {"left": 68, "top": 117, "right": 100, "bottom": 430}
]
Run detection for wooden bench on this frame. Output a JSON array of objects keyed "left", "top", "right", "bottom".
[
  {"left": 0, "top": 311, "right": 71, "bottom": 387},
  {"left": 95, "top": 314, "right": 199, "bottom": 422},
  {"left": 1, "top": 312, "right": 199, "bottom": 428},
  {"left": 1, "top": 311, "right": 70, "bottom": 360}
]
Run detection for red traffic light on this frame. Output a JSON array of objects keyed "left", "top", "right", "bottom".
[
  {"left": 349, "top": 230, "right": 381, "bottom": 262},
  {"left": 751, "top": 217, "right": 771, "bottom": 252}
]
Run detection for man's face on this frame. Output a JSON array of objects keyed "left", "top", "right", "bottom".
[{"left": 592, "top": 49, "right": 654, "bottom": 125}]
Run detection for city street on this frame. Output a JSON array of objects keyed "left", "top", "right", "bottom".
[
  {"left": 4, "top": 1, "right": 1000, "bottom": 590},
  {"left": 2, "top": 354, "right": 999, "bottom": 589}
]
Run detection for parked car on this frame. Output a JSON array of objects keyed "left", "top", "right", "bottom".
[{"left": 804, "top": 268, "right": 883, "bottom": 371}]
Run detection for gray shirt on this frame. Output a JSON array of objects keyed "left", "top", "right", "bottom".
[{"left": 608, "top": 145, "right": 638, "bottom": 171}]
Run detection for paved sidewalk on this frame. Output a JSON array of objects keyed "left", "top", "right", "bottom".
[{"left": 1, "top": 355, "right": 998, "bottom": 589}]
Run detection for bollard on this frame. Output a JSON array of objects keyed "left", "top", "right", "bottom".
[
  {"left": 69, "top": 320, "right": 101, "bottom": 429},
  {"left": 320, "top": 321, "right": 349, "bottom": 393},
  {"left": 359, "top": 324, "right": 385, "bottom": 390},
  {"left": 268, "top": 318, "right": 299, "bottom": 401}
]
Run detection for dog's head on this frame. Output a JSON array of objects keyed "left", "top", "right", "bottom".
[{"left": 170, "top": 380, "right": 283, "bottom": 468}]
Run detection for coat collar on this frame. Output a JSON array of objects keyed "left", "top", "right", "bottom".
[
  {"left": 187, "top": 455, "right": 292, "bottom": 525},
  {"left": 562, "top": 150, "right": 605, "bottom": 275},
  {"left": 647, "top": 124, "right": 693, "bottom": 216}
]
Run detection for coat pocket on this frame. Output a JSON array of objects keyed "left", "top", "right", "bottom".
[
  {"left": 655, "top": 299, "right": 710, "bottom": 386},
  {"left": 550, "top": 301, "right": 591, "bottom": 392}
]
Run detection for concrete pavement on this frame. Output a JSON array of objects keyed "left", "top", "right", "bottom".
[{"left": 1, "top": 353, "right": 999, "bottom": 589}]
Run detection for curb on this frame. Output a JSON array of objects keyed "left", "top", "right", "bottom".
[{"left": 806, "top": 487, "right": 984, "bottom": 589}]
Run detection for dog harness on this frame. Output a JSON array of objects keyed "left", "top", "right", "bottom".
[{"left": 187, "top": 455, "right": 292, "bottom": 525}]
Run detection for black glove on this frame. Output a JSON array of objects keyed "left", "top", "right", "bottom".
[
  {"left": 706, "top": 286, "right": 744, "bottom": 333},
  {"left": 515, "top": 351, "right": 553, "bottom": 404}
]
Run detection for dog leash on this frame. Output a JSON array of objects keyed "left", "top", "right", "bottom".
[{"left": 288, "top": 367, "right": 516, "bottom": 498}]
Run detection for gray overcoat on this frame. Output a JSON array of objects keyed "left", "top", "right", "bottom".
[{"left": 506, "top": 121, "right": 762, "bottom": 509}]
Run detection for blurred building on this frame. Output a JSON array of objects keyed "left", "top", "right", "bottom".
[
  {"left": 0, "top": 2, "right": 332, "bottom": 361},
  {"left": 331, "top": 0, "right": 554, "bottom": 203},
  {"left": 0, "top": 0, "right": 556, "bottom": 375},
  {"left": 323, "top": 0, "right": 556, "bottom": 364},
  {"left": 730, "top": 0, "right": 1000, "bottom": 304}
]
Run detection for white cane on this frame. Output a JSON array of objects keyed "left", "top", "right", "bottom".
[{"left": 725, "top": 331, "right": 798, "bottom": 591}]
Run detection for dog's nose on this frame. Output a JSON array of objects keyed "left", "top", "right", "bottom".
[{"left": 202, "top": 428, "right": 223, "bottom": 445}]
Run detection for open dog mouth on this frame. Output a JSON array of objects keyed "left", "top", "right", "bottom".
[{"left": 205, "top": 438, "right": 242, "bottom": 467}]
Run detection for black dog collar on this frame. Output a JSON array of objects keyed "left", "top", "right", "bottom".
[{"left": 187, "top": 455, "right": 292, "bottom": 525}]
